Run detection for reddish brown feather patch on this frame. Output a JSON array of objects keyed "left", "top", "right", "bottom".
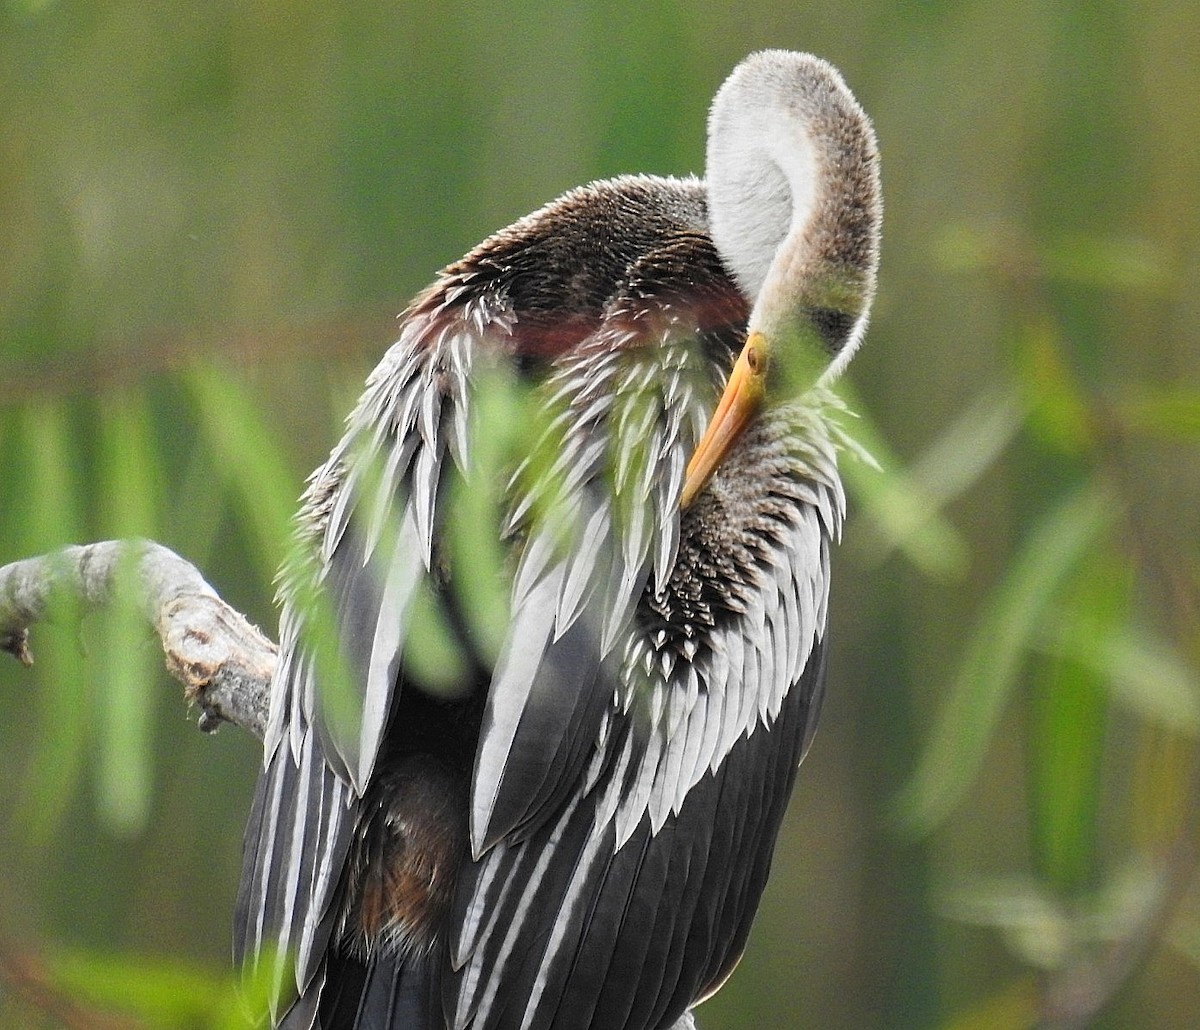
[{"left": 342, "top": 754, "right": 469, "bottom": 957}]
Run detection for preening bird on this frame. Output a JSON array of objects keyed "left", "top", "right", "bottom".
[{"left": 235, "top": 50, "right": 881, "bottom": 1030}]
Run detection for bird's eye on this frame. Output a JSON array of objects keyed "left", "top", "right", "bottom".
[{"left": 745, "top": 334, "right": 768, "bottom": 376}]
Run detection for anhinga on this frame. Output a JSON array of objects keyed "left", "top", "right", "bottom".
[{"left": 235, "top": 50, "right": 881, "bottom": 1030}]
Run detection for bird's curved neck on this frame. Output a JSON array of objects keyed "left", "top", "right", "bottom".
[
  {"left": 705, "top": 53, "right": 880, "bottom": 371},
  {"left": 706, "top": 105, "right": 818, "bottom": 303}
]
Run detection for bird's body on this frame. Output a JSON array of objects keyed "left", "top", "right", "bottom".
[{"left": 235, "top": 52, "right": 880, "bottom": 1030}]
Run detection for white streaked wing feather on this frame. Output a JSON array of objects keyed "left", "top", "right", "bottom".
[
  {"left": 241, "top": 303, "right": 506, "bottom": 1009},
  {"left": 555, "top": 500, "right": 612, "bottom": 640},
  {"left": 356, "top": 508, "right": 424, "bottom": 791}
]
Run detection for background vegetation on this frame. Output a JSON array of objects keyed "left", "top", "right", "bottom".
[{"left": 2, "top": 1, "right": 1198, "bottom": 1027}]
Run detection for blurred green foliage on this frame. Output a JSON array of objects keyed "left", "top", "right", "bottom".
[{"left": 2, "top": 1, "right": 1199, "bottom": 1028}]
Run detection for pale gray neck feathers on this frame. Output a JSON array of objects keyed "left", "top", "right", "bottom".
[
  {"left": 705, "top": 59, "right": 819, "bottom": 301},
  {"left": 704, "top": 50, "right": 881, "bottom": 376}
]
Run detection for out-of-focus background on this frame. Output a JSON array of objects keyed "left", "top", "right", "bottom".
[{"left": 2, "top": 2, "right": 1198, "bottom": 1027}]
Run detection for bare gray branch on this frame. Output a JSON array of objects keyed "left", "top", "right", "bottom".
[{"left": 0, "top": 540, "right": 274, "bottom": 740}]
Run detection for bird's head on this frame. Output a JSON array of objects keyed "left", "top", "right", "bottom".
[{"left": 682, "top": 50, "right": 881, "bottom": 508}]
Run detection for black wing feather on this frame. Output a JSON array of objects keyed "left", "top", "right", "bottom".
[
  {"left": 469, "top": 567, "right": 609, "bottom": 851},
  {"left": 446, "top": 634, "right": 829, "bottom": 1030}
]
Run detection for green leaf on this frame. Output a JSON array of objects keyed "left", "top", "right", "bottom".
[
  {"left": 941, "top": 878, "right": 1072, "bottom": 970},
  {"left": 164, "top": 424, "right": 230, "bottom": 568},
  {"left": 1026, "top": 558, "right": 1126, "bottom": 895},
  {"left": 1112, "top": 385, "right": 1200, "bottom": 442},
  {"left": 404, "top": 575, "right": 471, "bottom": 695},
  {"left": 1029, "top": 653, "right": 1106, "bottom": 895},
  {"left": 184, "top": 362, "right": 301, "bottom": 584},
  {"left": 448, "top": 366, "right": 544, "bottom": 666},
  {"left": 944, "top": 866, "right": 1163, "bottom": 972},
  {"left": 1015, "top": 322, "right": 1093, "bottom": 455},
  {"left": 894, "top": 483, "right": 1113, "bottom": 834},
  {"left": 211, "top": 954, "right": 277, "bottom": 1030},
  {"left": 95, "top": 396, "right": 161, "bottom": 834},
  {"left": 908, "top": 385, "right": 1026, "bottom": 508},
  {"left": 1038, "top": 614, "right": 1200, "bottom": 736},
  {"left": 46, "top": 948, "right": 228, "bottom": 1025},
  {"left": 836, "top": 382, "right": 977, "bottom": 580},
  {"left": 15, "top": 402, "right": 90, "bottom": 846},
  {"left": 1041, "top": 234, "right": 1174, "bottom": 296}
]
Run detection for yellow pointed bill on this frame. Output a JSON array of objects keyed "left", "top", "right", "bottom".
[{"left": 681, "top": 331, "right": 768, "bottom": 508}]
